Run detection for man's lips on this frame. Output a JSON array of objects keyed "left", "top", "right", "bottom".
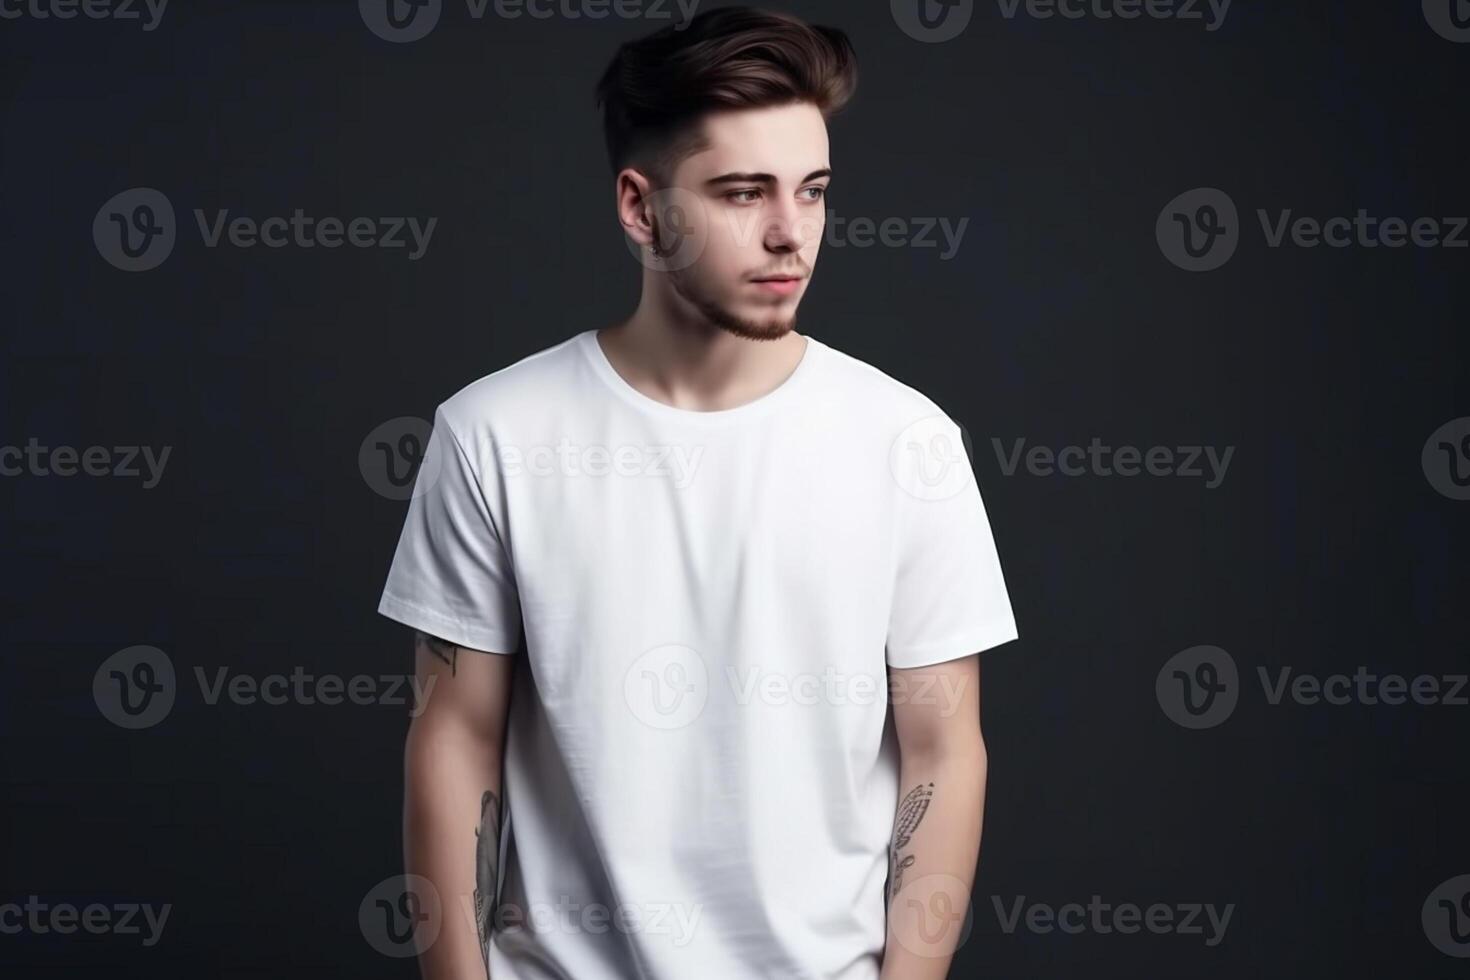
[{"left": 750, "top": 275, "right": 804, "bottom": 296}]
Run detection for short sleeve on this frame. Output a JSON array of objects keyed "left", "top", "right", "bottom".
[
  {"left": 886, "top": 412, "right": 1018, "bottom": 669},
  {"left": 377, "top": 407, "right": 522, "bottom": 654}
]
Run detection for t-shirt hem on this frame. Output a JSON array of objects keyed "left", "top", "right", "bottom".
[
  {"left": 377, "top": 590, "right": 520, "bottom": 655},
  {"left": 886, "top": 617, "right": 1019, "bottom": 669}
]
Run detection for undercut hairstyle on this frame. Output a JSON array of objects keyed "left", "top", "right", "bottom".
[{"left": 594, "top": 6, "right": 859, "bottom": 183}]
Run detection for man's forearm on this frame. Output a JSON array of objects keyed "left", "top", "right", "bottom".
[
  {"left": 879, "top": 743, "right": 986, "bottom": 980},
  {"left": 404, "top": 711, "right": 504, "bottom": 979}
]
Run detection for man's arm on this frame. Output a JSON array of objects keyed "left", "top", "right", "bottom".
[
  {"left": 404, "top": 630, "right": 516, "bottom": 980},
  {"left": 879, "top": 653, "right": 985, "bottom": 979}
]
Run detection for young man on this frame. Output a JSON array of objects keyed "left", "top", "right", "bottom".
[{"left": 378, "top": 7, "right": 1018, "bottom": 978}]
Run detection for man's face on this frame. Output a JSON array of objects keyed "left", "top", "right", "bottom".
[{"left": 644, "top": 102, "right": 831, "bottom": 341}]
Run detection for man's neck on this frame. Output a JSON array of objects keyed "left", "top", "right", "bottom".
[{"left": 595, "top": 312, "right": 808, "bottom": 413}]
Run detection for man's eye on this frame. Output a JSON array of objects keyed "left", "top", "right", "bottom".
[
  {"left": 801, "top": 186, "right": 827, "bottom": 201},
  {"left": 727, "top": 189, "right": 761, "bottom": 204}
]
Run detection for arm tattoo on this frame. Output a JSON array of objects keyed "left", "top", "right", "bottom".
[
  {"left": 415, "top": 630, "right": 458, "bottom": 676},
  {"left": 888, "top": 782, "right": 934, "bottom": 902},
  {"left": 473, "top": 789, "right": 502, "bottom": 965}
]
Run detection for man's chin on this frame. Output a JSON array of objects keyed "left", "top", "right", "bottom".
[
  {"left": 669, "top": 273, "right": 802, "bottom": 341},
  {"left": 706, "top": 297, "right": 802, "bottom": 341},
  {"left": 717, "top": 315, "right": 797, "bottom": 342}
]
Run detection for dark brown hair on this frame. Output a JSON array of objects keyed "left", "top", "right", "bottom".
[{"left": 594, "top": 6, "right": 858, "bottom": 182}]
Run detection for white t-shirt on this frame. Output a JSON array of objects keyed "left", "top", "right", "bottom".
[{"left": 378, "top": 329, "right": 1018, "bottom": 979}]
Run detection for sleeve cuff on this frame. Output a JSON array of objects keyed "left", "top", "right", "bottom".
[
  {"left": 377, "top": 591, "right": 520, "bottom": 655},
  {"left": 886, "top": 615, "right": 1019, "bottom": 669}
]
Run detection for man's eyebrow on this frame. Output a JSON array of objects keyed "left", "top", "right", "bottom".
[{"left": 705, "top": 168, "right": 834, "bottom": 187}]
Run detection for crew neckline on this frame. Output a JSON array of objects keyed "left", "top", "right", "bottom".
[{"left": 577, "top": 328, "right": 824, "bottom": 424}]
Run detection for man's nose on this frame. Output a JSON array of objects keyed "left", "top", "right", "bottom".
[{"left": 762, "top": 199, "right": 808, "bottom": 251}]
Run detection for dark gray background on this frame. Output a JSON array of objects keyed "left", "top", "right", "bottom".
[{"left": 1, "top": 0, "right": 1467, "bottom": 976}]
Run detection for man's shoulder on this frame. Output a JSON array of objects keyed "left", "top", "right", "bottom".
[
  {"left": 813, "top": 335, "right": 956, "bottom": 429},
  {"left": 434, "top": 331, "right": 586, "bottom": 433}
]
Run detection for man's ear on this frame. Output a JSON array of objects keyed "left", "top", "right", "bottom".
[{"left": 616, "top": 167, "right": 658, "bottom": 248}]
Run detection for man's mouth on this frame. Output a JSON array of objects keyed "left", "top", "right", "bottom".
[{"left": 750, "top": 274, "right": 804, "bottom": 296}]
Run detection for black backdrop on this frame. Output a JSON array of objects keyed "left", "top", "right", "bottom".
[{"left": 2, "top": 1, "right": 1467, "bottom": 977}]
